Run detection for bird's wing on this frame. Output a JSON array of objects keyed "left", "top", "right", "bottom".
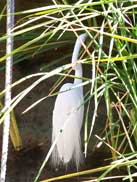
[
  {"left": 53, "top": 83, "right": 84, "bottom": 133},
  {"left": 52, "top": 83, "right": 84, "bottom": 163}
]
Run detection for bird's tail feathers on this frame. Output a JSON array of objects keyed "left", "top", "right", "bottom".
[
  {"left": 51, "top": 132, "right": 83, "bottom": 169},
  {"left": 73, "top": 134, "right": 83, "bottom": 170}
]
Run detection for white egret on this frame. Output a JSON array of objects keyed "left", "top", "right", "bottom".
[{"left": 51, "top": 33, "right": 86, "bottom": 169}]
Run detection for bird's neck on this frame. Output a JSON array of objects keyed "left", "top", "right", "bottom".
[{"left": 74, "top": 63, "right": 83, "bottom": 85}]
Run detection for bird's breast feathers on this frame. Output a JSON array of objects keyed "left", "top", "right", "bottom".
[{"left": 54, "top": 83, "right": 83, "bottom": 111}]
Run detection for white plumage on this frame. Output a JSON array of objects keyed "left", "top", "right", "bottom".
[{"left": 51, "top": 34, "right": 86, "bottom": 168}]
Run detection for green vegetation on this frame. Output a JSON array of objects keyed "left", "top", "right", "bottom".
[{"left": 0, "top": 0, "right": 137, "bottom": 181}]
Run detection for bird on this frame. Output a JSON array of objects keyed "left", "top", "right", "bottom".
[{"left": 51, "top": 33, "right": 86, "bottom": 169}]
